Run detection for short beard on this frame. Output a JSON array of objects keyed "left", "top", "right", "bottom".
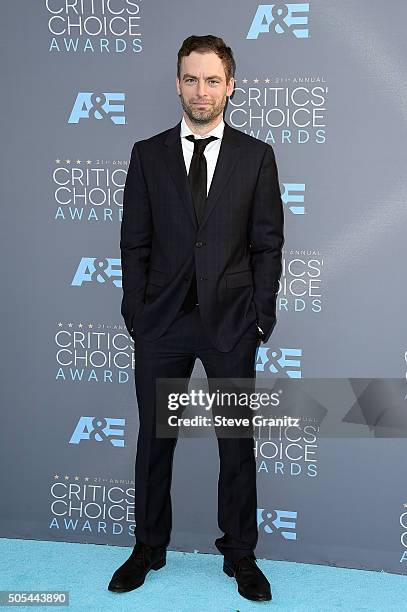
[{"left": 179, "top": 91, "right": 227, "bottom": 126}]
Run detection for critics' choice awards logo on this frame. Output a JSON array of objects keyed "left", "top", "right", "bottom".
[
  {"left": 247, "top": 3, "right": 310, "bottom": 39},
  {"left": 254, "top": 419, "right": 318, "bottom": 477},
  {"left": 53, "top": 158, "right": 126, "bottom": 223},
  {"left": 258, "top": 508, "right": 298, "bottom": 539},
  {"left": 46, "top": 0, "right": 143, "bottom": 54},
  {"left": 55, "top": 322, "right": 134, "bottom": 384},
  {"left": 71, "top": 257, "right": 122, "bottom": 287},
  {"left": 70, "top": 417, "right": 125, "bottom": 446},
  {"left": 228, "top": 77, "right": 327, "bottom": 144},
  {"left": 68, "top": 93, "right": 125, "bottom": 124},
  {"left": 276, "top": 249, "right": 323, "bottom": 314},
  {"left": 50, "top": 474, "right": 135, "bottom": 536}
]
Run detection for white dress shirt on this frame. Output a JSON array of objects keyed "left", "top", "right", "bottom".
[{"left": 180, "top": 116, "right": 224, "bottom": 196}]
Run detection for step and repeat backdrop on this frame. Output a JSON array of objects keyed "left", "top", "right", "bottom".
[{"left": 2, "top": 1, "right": 407, "bottom": 575}]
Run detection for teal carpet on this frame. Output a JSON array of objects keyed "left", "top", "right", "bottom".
[{"left": 0, "top": 539, "right": 405, "bottom": 611}]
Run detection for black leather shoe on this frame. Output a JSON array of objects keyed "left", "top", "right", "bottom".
[
  {"left": 108, "top": 542, "right": 166, "bottom": 592},
  {"left": 223, "top": 555, "right": 272, "bottom": 601}
]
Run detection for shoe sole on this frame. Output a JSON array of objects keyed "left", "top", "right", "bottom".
[
  {"left": 223, "top": 561, "right": 272, "bottom": 601},
  {"left": 108, "top": 557, "right": 166, "bottom": 593}
]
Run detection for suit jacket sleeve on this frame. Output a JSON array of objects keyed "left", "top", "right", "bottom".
[
  {"left": 120, "top": 141, "right": 152, "bottom": 333},
  {"left": 249, "top": 144, "right": 285, "bottom": 342}
]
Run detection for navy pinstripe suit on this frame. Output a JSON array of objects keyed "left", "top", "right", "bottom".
[{"left": 120, "top": 119, "right": 284, "bottom": 564}]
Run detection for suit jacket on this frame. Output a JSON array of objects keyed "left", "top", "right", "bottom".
[{"left": 120, "top": 119, "right": 284, "bottom": 352}]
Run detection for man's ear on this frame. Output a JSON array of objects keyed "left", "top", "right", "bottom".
[{"left": 227, "top": 77, "right": 235, "bottom": 97}]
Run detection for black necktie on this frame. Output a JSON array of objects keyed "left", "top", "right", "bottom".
[
  {"left": 180, "top": 134, "right": 218, "bottom": 313},
  {"left": 185, "top": 134, "right": 218, "bottom": 226}
]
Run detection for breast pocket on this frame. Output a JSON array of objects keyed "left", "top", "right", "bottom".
[{"left": 226, "top": 269, "right": 253, "bottom": 289}]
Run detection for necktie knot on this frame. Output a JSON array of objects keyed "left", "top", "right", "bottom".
[{"left": 186, "top": 134, "right": 218, "bottom": 155}]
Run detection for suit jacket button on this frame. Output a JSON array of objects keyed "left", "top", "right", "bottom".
[{"left": 195, "top": 241, "right": 203, "bottom": 247}]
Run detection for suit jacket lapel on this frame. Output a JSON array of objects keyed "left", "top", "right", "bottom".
[
  {"left": 200, "top": 121, "right": 241, "bottom": 230},
  {"left": 163, "top": 121, "right": 197, "bottom": 228},
  {"left": 163, "top": 119, "right": 242, "bottom": 231}
]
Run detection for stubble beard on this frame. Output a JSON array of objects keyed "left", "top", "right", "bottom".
[{"left": 179, "top": 91, "right": 227, "bottom": 126}]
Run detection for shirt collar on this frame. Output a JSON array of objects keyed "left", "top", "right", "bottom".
[{"left": 180, "top": 116, "right": 225, "bottom": 140}]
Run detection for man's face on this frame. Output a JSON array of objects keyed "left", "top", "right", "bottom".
[{"left": 176, "top": 51, "right": 235, "bottom": 125}]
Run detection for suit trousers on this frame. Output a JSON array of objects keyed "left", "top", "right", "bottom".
[{"left": 132, "top": 304, "right": 261, "bottom": 565}]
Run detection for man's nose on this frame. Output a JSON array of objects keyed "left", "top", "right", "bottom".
[{"left": 196, "top": 79, "right": 207, "bottom": 97}]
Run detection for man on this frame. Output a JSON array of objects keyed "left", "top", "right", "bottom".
[{"left": 108, "top": 35, "right": 284, "bottom": 602}]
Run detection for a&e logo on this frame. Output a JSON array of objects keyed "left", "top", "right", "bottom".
[
  {"left": 258, "top": 507, "right": 297, "bottom": 540},
  {"left": 69, "top": 416, "right": 125, "bottom": 447},
  {"left": 247, "top": 3, "right": 310, "bottom": 39},
  {"left": 68, "top": 92, "right": 126, "bottom": 124},
  {"left": 71, "top": 257, "right": 122, "bottom": 287},
  {"left": 282, "top": 183, "right": 306, "bottom": 215},
  {"left": 256, "top": 347, "right": 302, "bottom": 377}
]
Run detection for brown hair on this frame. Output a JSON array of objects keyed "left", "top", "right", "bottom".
[{"left": 177, "top": 35, "right": 236, "bottom": 83}]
